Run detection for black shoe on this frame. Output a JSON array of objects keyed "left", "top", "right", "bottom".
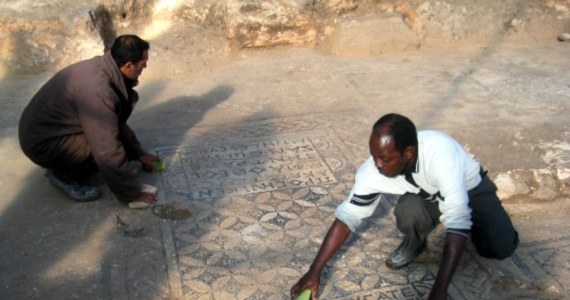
[
  {"left": 385, "top": 237, "right": 426, "bottom": 270},
  {"left": 46, "top": 169, "right": 101, "bottom": 202}
]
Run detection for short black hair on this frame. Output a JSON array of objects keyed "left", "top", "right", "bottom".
[
  {"left": 110, "top": 34, "right": 150, "bottom": 67},
  {"left": 372, "top": 113, "right": 418, "bottom": 154}
]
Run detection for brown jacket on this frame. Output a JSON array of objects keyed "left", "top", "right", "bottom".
[{"left": 19, "top": 52, "right": 145, "bottom": 202}]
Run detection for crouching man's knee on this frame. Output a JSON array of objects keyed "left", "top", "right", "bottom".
[{"left": 477, "top": 230, "right": 519, "bottom": 260}]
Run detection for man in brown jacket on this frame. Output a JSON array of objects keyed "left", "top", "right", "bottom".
[{"left": 19, "top": 34, "right": 160, "bottom": 206}]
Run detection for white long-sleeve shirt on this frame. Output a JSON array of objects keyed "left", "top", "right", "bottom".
[{"left": 335, "top": 130, "right": 482, "bottom": 233}]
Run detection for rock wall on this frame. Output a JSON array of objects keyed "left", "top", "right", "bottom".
[{"left": 0, "top": 0, "right": 569, "bottom": 75}]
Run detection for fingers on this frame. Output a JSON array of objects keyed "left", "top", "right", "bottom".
[
  {"left": 142, "top": 159, "right": 166, "bottom": 173},
  {"left": 128, "top": 192, "right": 157, "bottom": 209},
  {"left": 291, "top": 280, "right": 308, "bottom": 300},
  {"left": 141, "top": 156, "right": 166, "bottom": 173},
  {"left": 290, "top": 283, "right": 300, "bottom": 299},
  {"left": 139, "top": 153, "right": 161, "bottom": 166},
  {"left": 148, "top": 156, "right": 160, "bottom": 162},
  {"left": 291, "top": 287, "right": 316, "bottom": 300},
  {"left": 291, "top": 280, "right": 317, "bottom": 300},
  {"left": 140, "top": 192, "right": 157, "bottom": 204}
]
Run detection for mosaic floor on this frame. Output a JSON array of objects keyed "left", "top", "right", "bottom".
[{"left": 134, "top": 113, "right": 569, "bottom": 300}]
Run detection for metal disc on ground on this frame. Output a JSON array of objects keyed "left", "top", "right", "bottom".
[{"left": 152, "top": 204, "right": 192, "bottom": 220}]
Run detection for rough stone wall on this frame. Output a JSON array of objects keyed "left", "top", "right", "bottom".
[
  {"left": 174, "top": 0, "right": 570, "bottom": 50},
  {"left": 0, "top": 0, "right": 569, "bottom": 76}
]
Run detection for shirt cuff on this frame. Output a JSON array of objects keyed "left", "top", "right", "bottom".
[{"left": 446, "top": 228, "right": 470, "bottom": 238}]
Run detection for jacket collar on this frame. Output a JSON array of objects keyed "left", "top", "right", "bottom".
[{"left": 103, "top": 51, "right": 129, "bottom": 100}]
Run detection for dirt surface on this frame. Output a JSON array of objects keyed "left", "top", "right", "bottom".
[{"left": 1, "top": 1, "right": 569, "bottom": 299}]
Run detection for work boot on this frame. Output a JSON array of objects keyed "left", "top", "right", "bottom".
[
  {"left": 46, "top": 169, "right": 101, "bottom": 202},
  {"left": 385, "top": 237, "right": 426, "bottom": 269}
]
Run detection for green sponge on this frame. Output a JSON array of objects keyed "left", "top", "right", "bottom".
[
  {"left": 143, "top": 160, "right": 167, "bottom": 172},
  {"left": 296, "top": 290, "right": 311, "bottom": 300}
]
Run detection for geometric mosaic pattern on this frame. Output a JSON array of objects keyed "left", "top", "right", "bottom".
[{"left": 138, "top": 113, "right": 569, "bottom": 299}]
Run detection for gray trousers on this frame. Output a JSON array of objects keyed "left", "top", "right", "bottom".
[{"left": 393, "top": 176, "right": 519, "bottom": 259}]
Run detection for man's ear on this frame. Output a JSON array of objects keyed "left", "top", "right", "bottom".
[
  {"left": 119, "top": 62, "right": 133, "bottom": 76},
  {"left": 122, "top": 61, "right": 134, "bottom": 69},
  {"left": 403, "top": 146, "right": 415, "bottom": 160}
]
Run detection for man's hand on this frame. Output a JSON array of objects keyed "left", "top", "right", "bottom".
[
  {"left": 290, "top": 219, "right": 352, "bottom": 300},
  {"left": 290, "top": 270, "right": 320, "bottom": 300},
  {"left": 428, "top": 232, "right": 467, "bottom": 300},
  {"left": 139, "top": 153, "right": 163, "bottom": 172},
  {"left": 136, "top": 192, "right": 157, "bottom": 204},
  {"left": 128, "top": 192, "right": 158, "bottom": 209}
]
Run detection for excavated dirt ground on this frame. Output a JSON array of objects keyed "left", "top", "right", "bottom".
[{"left": 0, "top": 1, "right": 569, "bottom": 299}]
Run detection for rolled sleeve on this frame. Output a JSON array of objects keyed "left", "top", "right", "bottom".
[
  {"left": 335, "top": 157, "right": 410, "bottom": 232},
  {"left": 335, "top": 190, "right": 382, "bottom": 232}
]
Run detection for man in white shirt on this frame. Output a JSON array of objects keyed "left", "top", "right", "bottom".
[{"left": 290, "top": 113, "right": 519, "bottom": 300}]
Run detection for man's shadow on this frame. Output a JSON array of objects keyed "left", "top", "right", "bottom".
[{"left": 132, "top": 82, "right": 235, "bottom": 139}]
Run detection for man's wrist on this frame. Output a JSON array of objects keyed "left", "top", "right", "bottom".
[{"left": 308, "top": 265, "right": 323, "bottom": 277}]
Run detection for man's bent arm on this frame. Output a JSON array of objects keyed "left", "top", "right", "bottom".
[
  {"left": 310, "top": 219, "right": 352, "bottom": 272},
  {"left": 428, "top": 232, "right": 466, "bottom": 300},
  {"left": 291, "top": 219, "right": 352, "bottom": 299}
]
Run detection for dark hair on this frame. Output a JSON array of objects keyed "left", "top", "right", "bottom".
[
  {"left": 372, "top": 113, "right": 418, "bottom": 154},
  {"left": 110, "top": 34, "right": 150, "bottom": 67}
]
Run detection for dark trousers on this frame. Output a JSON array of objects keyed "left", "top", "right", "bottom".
[
  {"left": 24, "top": 133, "right": 99, "bottom": 182},
  {"left": 393, "top": 176, "right": 519, "bottom": 259}
]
